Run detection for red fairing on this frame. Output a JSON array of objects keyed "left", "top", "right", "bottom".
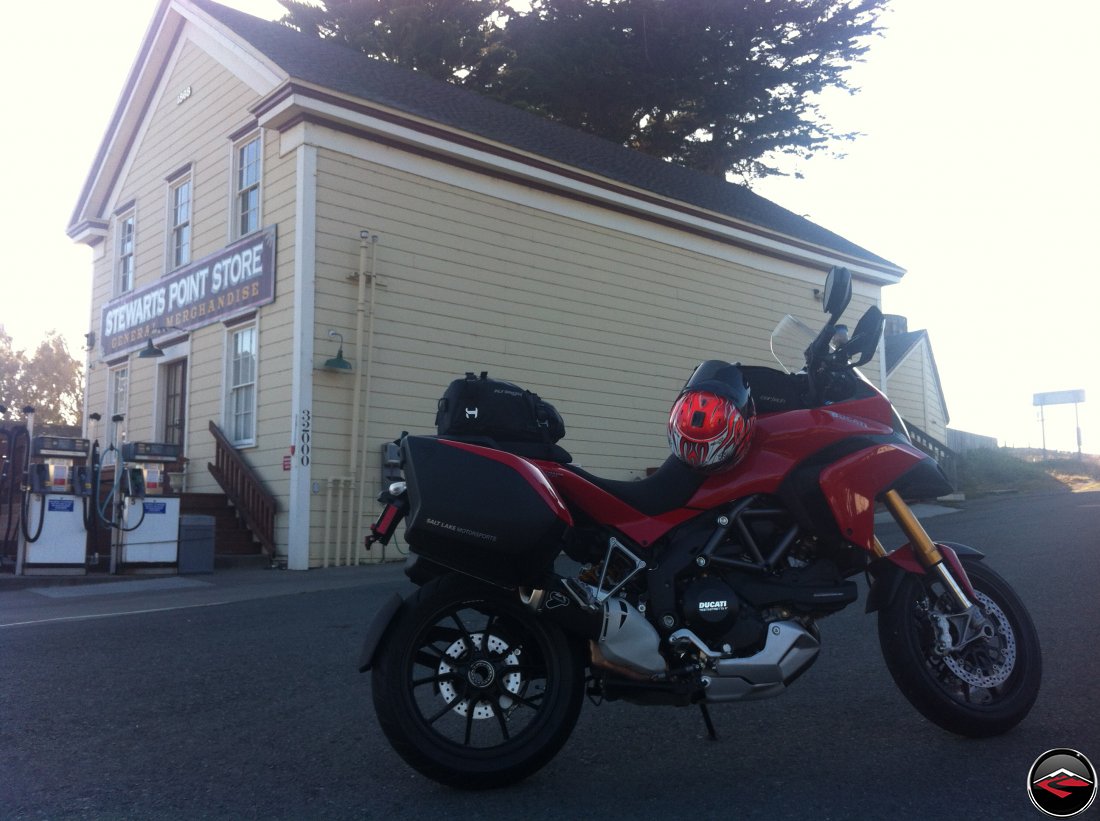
[
  {"left": 539, "top": 400, "right": 898, "bottom": 548},
  {"left": 818, "top": 441, "right": 928, "bottom": 551},
  {"left": 440, "top": 439, "right": 574, "bottom": 526},
  {"left": 537, "top": 465, "right": 699, "bottom": 547},
  {"left": 686, "top": 403, "right": 895, "bottom": 512}
]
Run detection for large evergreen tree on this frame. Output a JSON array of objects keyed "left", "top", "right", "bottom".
[{"left": 278, "top": 0, "right": 887, "bottom": 179}]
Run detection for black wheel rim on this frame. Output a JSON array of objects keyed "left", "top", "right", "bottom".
[{"left": 405, "top": 599, "right": 552, "bottom": 751}]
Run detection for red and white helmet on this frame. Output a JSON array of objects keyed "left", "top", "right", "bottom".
[{"left": 667, "top": 361, "right": 755, "bottom": 471}]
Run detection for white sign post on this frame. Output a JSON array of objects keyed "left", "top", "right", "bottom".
[{"left": 1033, "top": 389, "right": 1086, "bottom": 457}]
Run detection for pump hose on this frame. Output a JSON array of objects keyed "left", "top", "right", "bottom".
[
  {"left": 1, "top": 424, "right": 14, "bottom": 545},
  {"left": 20, "top": 483, "right": 45, "bottom": 543},
  {"left": 1, "top": 427, "right": 16, "bottom": 549},
  {"left": 117, "top": 496, "right": 147, "bottom": 533},
  {"left": 19, "top": 423, "right": 44, "bottom": 543},
  {"left": 83, "top": 441, "right": 99, "bottom": 531},
  {"left": 95, "top": 449, "right": 118, "bottom": 529}
]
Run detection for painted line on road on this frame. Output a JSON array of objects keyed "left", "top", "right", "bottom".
[
  {"left": 30, "top": 577, "right": 212, "bottom": 598},
  {"left": 0, "top": 599, "right": 236, "bottom": 629}
]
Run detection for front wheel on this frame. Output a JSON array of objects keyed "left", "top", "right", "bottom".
[
  {"left": 878, "top": 558, "right": 1041, "bottom": 737},
  {"left": 372, "top": 574, "right": 585, "bottom": 789}
]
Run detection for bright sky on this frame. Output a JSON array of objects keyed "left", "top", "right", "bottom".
[{"left": 2, "top": 0, "right": 1096, "bottom": 453}]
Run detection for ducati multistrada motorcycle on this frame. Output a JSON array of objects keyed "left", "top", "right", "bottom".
[{"left": 359, "top": 266, "right": 1041, "bottom": 789}]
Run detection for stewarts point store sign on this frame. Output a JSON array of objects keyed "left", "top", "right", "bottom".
[{"left": 100, "top": 226, "right": 276, "bottom": 357}]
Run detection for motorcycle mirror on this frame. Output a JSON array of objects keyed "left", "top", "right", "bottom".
[
  {"left": 843, "top": 305, "right": 884, "bottom": 367},
  {"left": 821, "top": 266, "right": 852, "bottom": 320}
]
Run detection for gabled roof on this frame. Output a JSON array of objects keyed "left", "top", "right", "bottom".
[
  {"left": 884, "top": 329, "right": 950, "bottom": 425},
  {"left": 884, "top": 329, "right": 927, "bottom": 373},
  {"left": 71, "top": 0, "right": 904, "bottom": 281}
]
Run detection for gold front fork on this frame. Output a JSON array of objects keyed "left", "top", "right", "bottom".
[{"left": 880, "top": 489, "right": 975, "bottom": 611}]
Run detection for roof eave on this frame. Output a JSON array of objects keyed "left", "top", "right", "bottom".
[
  {"left": 255, "top": 82, "right": 905, "bottom": 284},
  {"left": 68, "top": 0, "right": 285, "bottom": 243}
]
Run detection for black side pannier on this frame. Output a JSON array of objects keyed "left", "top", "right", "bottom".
[
  {"left": 401, "top": 436, "right": 570, "bottom": 586},
  {"left": 435, "top": 371, "right": 565, "bottom": 443}
]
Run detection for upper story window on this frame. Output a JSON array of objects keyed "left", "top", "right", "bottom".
[
  {"left": 234, "top": 134, "right": 261, "bottom": 238},
  {"left": 116, "top": 211, "right": 135, "bottom": 294},
  {"left": 169, "top": 174, "right": 192, "bottom": 269}
]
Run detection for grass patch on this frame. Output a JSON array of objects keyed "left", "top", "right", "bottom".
[{"left": 957, "top": 448, "right": 1100, "bottom": 496}]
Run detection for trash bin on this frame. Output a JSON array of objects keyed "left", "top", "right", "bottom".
[{"left": 178, "top": 515, "right": 215, "bottom": 574}]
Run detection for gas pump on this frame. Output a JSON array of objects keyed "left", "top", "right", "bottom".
[
  {"left": 115, "top": 441, "right": 181, "bottom": 572},
  {"left": 0, "top": 404, "right": 23, "bottom": 568},
  {"left": 15, "top": 420, "right": 91, "bottom": 575}
]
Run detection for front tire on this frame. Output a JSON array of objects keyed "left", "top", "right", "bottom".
[
  {"left": 372, "top": 574, "right": 584, "bottom": 789},
  {"left": 878, "top": 558, "right": 1041, "bottom": 737}
]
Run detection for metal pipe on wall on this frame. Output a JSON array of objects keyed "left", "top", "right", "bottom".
[{"left": 355, "top": 234, "right": 380, "bottom": 564}]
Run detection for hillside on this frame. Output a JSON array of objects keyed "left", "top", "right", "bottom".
[{"left": 957, "top": 447, "right": 1100, "bottom": 496}]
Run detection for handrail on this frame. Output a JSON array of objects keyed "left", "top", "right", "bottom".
[
  {"left": 906, "top": 421, "right": 960, "bottom": 492},
  {"left": 206, "top": 421, "right": 277, "bottom": 556}
]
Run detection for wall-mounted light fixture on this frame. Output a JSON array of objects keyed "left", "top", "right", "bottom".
[
  {"left": 323, "top": 330, "right": 352, "bottom": 372},
  {"left": 137, "top": 338, "right": 165, "bottom": 359},
  {"left": 135, "top": 328, "right": 184, "bottom": 359}
]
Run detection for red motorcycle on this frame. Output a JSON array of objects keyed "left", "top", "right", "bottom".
[{"left": 360, "top": 267, "right": 1041, "bottom": 789}]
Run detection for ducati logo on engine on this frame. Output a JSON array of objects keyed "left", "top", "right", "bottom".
[{"left": 698, "top": 600, "right": 728, "bottom": 613}]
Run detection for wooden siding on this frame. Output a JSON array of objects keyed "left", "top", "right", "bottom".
[
  {"left": 306, "top": 141, "right": 882, "bottom": 562},
  {"left": 886, "top": 340, "right": 947, "bottom": 443},
  {"left": 84, "top": 32, "right": 299, "bottom": 544},
  {"left": 80, "top": 28, "right": 889, "bottom": 568}
]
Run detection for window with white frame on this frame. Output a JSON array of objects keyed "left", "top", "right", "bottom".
[
  {"left": 169, "top": 175, "right": 192, "bottom": 269},
  {"left": 105, "top": 365, "right": 129, "bottom": 464},
  {"left": 227, "top": 325, "right": 257, "bottom": 445},
  {"left": 234, "top": 134, "right": 261, "bottom": 238},
  {"left": 117, "top": 211, "right": 135, "bottom": 294}
]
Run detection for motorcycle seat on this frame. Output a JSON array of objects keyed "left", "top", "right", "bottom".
[{"left": 565, "top": 455, "right": 706, "bottom": 516}]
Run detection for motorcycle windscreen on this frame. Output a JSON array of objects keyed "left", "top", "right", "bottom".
[{"left": 401, "top": 436, "right": 572, "bottom": 586}]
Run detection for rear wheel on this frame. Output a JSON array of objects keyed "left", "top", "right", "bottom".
[
  {"left": 372, "top": 574, "right": 584, "bottom": 789},
  {"left": 878, "top": 559, "right": 1041, "bottom": 737}
]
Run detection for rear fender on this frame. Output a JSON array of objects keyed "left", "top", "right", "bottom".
[
  {"left": 865, "top": 542, "right": 984, "bottom": 614},
  {"left": 358, "top": 592, "right": 404, "bottom": 672}
]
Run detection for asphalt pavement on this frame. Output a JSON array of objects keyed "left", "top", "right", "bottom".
[{"left": 2, "top": 491, "right": 1098, "bottom": 820}]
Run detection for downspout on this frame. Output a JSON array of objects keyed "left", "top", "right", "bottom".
[
  {"left": 356, "top": 233, "right": 379, "bottom": 563},
  {"left": 348, "top": 232, "right": 370, "bottom": 480},
  {"left": 340, "top": 231, "right": 372, "bottom": 564}
]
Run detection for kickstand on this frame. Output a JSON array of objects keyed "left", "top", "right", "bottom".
[{"left": 699, "top": 703, "right": 718, "bottom": 741}]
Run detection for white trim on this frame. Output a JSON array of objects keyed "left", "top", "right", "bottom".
[
  {"left": 105, "top": 364, "right": 130, "bottom": 464},
  {"left": 230, "top": 130, "right": 264, "bottom": 242},
  {"left": 174, "top": 1, "right": 285, "bottom": 94},
  {"left": 151, "top": 338, "right": 191, "bottom": 453},
  {"left": 287, "top": 143, "right": 317, "bottom": 571},
  {"left": 885, "top": 333, "right": 923, "bottom": 378},
  {"left": 115, "top": 207, "right": 137, "bottom": 296},
  {"left": 103, "top": 20, "right": 189, "bottom": 227},
  {"left": 166, "top": 172, "right": 194, "bottom": 272},
  {"left": 265, "top": 94, "right": 902, "bottom": 286},
  {"left": 223, "top": 322, "right": 259, "bottom": 448}
]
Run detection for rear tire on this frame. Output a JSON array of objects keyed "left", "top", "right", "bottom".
[
  {"left": 372, "top": 574, "right": 584, "bottom": 788},
  {"left": 878, "top": 558, "right": 1041, "bottom": 737}
]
